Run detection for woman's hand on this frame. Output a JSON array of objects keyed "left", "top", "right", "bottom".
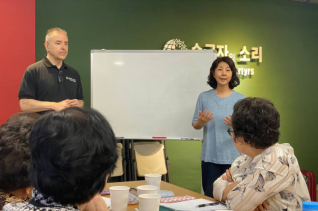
[
  {"left": 221, "top": 168, "right": 237, "bottom": 202},
  {"left": 222, "top": 168, "right": 233, "bottom": 182},
  {"left": 254, "top": 201, "right": 270, "bottom": 211},
  {"left": 193, "top": 110, "right": 214, "bottom": 129},
  {"left": 198, "top": 110, "right": 214, "bottom": 124},
  {"left": 223, "top": 115, "right": 232, "bottom": 126}
]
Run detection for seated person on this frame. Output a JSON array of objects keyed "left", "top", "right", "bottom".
[
  {"left": 213, "top": 97, "right": 310, "bottom": 211},
  {"left": 3, "top": 107, "right": 118, "bottom": 211},
  {"left": 0, "top": 112, "right": 40, "bottom": 210}
]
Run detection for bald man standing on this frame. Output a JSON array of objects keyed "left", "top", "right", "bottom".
[{"left": 19, "top": 27, "right": 84, "bottom": 113}]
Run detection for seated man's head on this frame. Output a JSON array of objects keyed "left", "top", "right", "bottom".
[
  {"left": 231, "top": 97, "right": 280, "bottom": 153},
  {"left": 29, "top": 107, "right": 118, "bottom": 205},
  {"left": 0, "top": 112, "right": 40, "bottom": 194}
]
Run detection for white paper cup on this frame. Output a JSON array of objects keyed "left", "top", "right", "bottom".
[
  {"left": 145, "top": 174, "right": 162, "bottom": 192},
  {"left": 109, "top": 186, "right": 129, "bottom": 211},
  {"left": 137, "top": 185, "right": 157, "bottom": 196},
  {"left": 138, "top": 194, "right": 161, "bottom": 211}
]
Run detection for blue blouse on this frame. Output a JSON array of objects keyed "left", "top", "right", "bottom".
[{"left": 192, "top": 89, "right": 245, "bottom": 164}]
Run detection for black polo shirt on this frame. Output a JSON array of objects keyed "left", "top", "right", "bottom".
[{"left": 18, "top": 57, "right": 84, "bottom": 103}]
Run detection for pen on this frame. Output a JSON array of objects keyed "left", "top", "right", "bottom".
[{"left": 196, "top": 202, "right": 219, "bottom": 208}]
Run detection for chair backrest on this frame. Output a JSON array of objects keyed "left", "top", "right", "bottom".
[
  {"left": 301, "top": 169, "right": 317, "bottom": 201},
  {"left": 134, "top": 143, "right": 167, "bottom": 176},
  {"left": 111, "top": 143, "right": 124, "bottom": 177}
]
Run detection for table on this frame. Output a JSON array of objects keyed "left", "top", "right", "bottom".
[{"left": 104, "top": 181, "right": 216, "bottom": 211}]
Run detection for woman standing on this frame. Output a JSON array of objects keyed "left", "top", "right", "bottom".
[{"left": 192, "top": 57, "right": 245, "bottom": 197}]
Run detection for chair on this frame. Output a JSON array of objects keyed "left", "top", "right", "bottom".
[
  {"left": 131, "top": 141, "right": 170, "bottom": 182},
  {"left": 301, "top": 169, "right": 316, "bottom": 201},
  {"left": 111, "top": 143, "right": 126, "bottom": 181}
]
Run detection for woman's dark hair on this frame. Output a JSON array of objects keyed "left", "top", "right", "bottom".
[
  {"left": 207, "top": 57, "right": 240, "bottom": 89},
  {"left": 231, "top": 97, "right": 280, "bottom": 149},
  {"left": 0, "top": 112, "right": 40, "bottom": 192},
  {"left": 29, "top": 107, "right": 118, "bottom": 205}
]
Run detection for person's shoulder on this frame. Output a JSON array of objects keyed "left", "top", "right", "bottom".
[
  {"left": 2, "top": 202, "right": 29, "bottom": 211},
  {"left": 199, "top": 89, "right": 215, "bottom": 97},
  {"left": 272, "top": 143, "right": 295, "bottom": 156},
  {"left": 232, "top": 91, "right": 245, "bottom": 99},
  {"left": 260, "top": 144, "right": 296, "bottom": 175},
  {"left": 25, "top": 60, "right": 45, "bottom": 73}
]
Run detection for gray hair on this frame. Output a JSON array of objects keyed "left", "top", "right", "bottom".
[{"left": 45, "top": 27, "right": 67, "bottom": 44}]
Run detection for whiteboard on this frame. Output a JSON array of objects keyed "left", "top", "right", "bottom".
[{"left": 91, "top": 50, "right": 217, "bottom": 140}]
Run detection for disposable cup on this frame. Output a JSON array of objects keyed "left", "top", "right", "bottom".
[
  {"left": 109, "top": 186, "right": 129, "bottom": 211},
  {"left": 138, "top": 194, "right": 161, "bottom": 211},
  {"left": 136, "top": 185, "right": 157, "bottom": 196},
  {"left": 145, "top": 174, "right": 162, "bottom": 192}
]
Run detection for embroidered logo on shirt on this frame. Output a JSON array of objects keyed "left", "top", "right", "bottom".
[{"left": 66, "top": 76, "right": 76, "bottom": 83}]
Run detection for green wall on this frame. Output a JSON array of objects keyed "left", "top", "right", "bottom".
[{"left": 36, "top": 0, "right": 318, "bottom": 193}]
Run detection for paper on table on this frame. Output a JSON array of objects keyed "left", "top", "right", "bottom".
[
  {"left": 102, "top": 197, "right": 111, "bottom": 208},
  {"left": 160, "top": 198, "right": 229, "bottom": 210}
]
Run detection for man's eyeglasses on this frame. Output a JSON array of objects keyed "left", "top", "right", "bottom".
[
  {"left": 58, "top": 70, "right": 64, "bottom": 83},
  {"left": 227, "top": 128, "right": 234, "bottom": 136}
]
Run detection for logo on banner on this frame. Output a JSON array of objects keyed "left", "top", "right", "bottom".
[
  {"left": 163, "top": 39, "right": 262, "bottom": 78},
  {"left": 163, "top": 39, "right": 187, "bottom": 50}
]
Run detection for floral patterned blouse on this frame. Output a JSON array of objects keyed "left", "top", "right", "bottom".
[
  {"left": 0, "top": 191, "right": 30, "bottom": 210},
  {"left": 213, "top": 143, "right": 310, "bottom": 211},
  {"left": 3, "top": 189, "right": 79, "bottom": 211}
]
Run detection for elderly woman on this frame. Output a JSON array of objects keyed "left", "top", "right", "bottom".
[
  {"left": 3, "top": 107, "right": 118, "bottom": 211},
  {"left": 0, "top": 112, "right": 40, "bottom": 210},
  {"left": 213, "top": 97, "right": 310, "bottom": 211}
]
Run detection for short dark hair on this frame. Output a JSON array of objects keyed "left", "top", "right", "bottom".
[
  {"left": 231, "top": 97, "right": 280, "bottom": 149},
  {"left": 0, "top": 112, "right": 40, "bottom": 192},
  {"left": 207, "top": 57, "right": 240, "bottom": 89},
  {"left": 29, "top": 107, "right": 118, "bottom": 205}
]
